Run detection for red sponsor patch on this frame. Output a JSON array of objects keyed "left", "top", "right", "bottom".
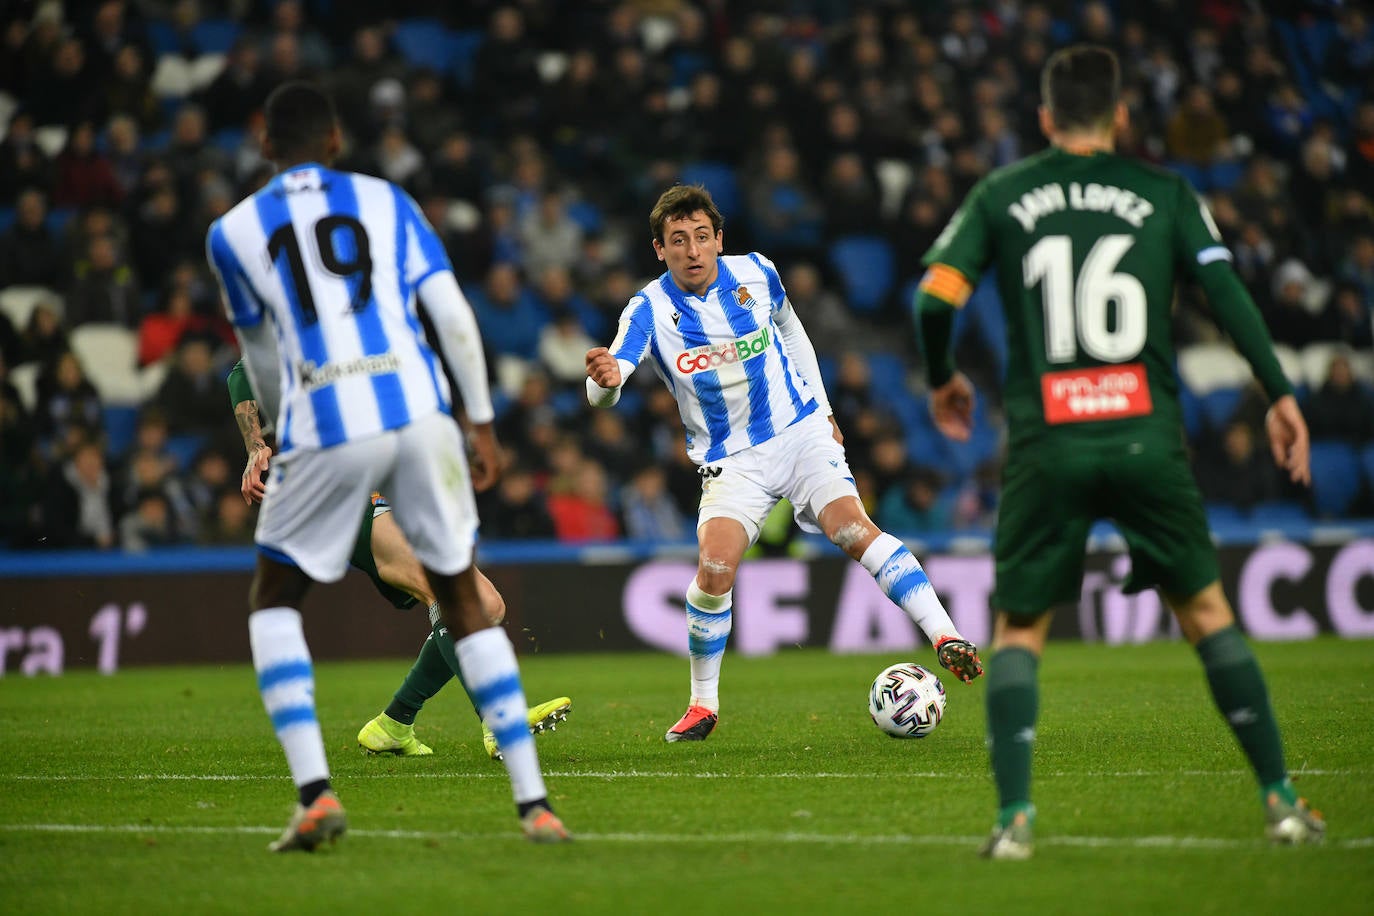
[{"left": 1040, "top": 363, "right": 1153, "bottom": 424}]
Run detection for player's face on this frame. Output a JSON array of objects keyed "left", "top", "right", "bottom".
[{"left": 654, "top": 211, "right": 722, "bottom": 295}]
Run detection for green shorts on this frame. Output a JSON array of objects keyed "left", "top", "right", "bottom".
[
  {"left": 349, "top": 498, "right": 420, "bottom": 611},
  {"left": 992, "top": 434, "right": 1219, "bottom": 616}
]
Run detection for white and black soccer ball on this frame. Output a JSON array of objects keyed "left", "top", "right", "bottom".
[{"left": 869, "top": 662, "right": 947, "bottom": 739}]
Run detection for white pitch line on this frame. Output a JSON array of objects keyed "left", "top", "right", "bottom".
[
  {"left": 0, "top": 822, "right": 1369, "bottom": 850},
  {"left": 0, "top": 768, "right": 1362, "bottom": 782}
]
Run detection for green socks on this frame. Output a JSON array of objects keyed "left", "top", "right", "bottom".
[
  {"left": 985, "top": 647, "right": 1040, "bottom": 814},
  {"left": 384, "top": 626, "right": 462, "bottom": 724},
  {"left": 1195, "top": 625, "right": 1288, "bottom": 790}
]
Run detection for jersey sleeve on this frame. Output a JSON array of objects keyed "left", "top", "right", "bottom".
[
  {"left": 921, "top": 180, "right": 994, "bottom": 279},
  {"left": 1171, "top": 178, "right": 1292, "bottom": 401},
  {"left": 609, "top": 294, "right": 655, "bottom": 366},
  {"left": 206, "top": 219, "right": 263, "bottom": 328},
  {"left": 747, "top": 251, "right": 787, "bottom": 316},
  {"left": 227, "top": 358, "right": 255, "bottom": 408},
  {"left": 1171, "top": 178, "right": 1233, "bottom": 275},
  {"left": 394, "top": 185, "right": 454, "bottom": 289}
]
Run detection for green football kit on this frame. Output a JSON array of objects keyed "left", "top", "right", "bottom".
[{"left": 918, "top": 147, "right": 1292, "bottom": 613}]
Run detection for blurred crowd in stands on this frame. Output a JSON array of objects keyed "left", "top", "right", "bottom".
[{"left": 0, "top": 0, "right": 1372, "bottom": 553}]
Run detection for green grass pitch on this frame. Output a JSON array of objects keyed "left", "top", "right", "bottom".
[{"left": 2, "top": 639, "right": 1371, "bottom": 915}]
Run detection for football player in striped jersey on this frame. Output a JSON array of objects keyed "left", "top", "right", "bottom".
[{"left": 587, "top": 184, "right": 983, "bottom": 744}]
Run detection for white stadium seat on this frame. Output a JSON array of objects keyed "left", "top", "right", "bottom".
[
  {"left": 0, "top": 286, "right": 63, "bottom": 330},
  {"left": 1176, "top": 342, "right": 1253, "bottom": 395},
  {"left": 8, "top": 361, "right": 40, "bottom": 413},
  {"left": 69, "top": 323, "right": 144, "bottom": 406}
]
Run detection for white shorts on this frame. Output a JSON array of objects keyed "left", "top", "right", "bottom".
[
  {"left": 696, "top": 410, "right": 858, "bottom": 544},
  {"left": 255, "top": 412, "right": 478, "bottom": 582}
]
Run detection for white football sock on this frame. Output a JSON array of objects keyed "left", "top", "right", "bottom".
[
  {"left": 249, "top": 607, "right": 328, "bottom": 788},
  {"left": 686, "top": 579, "right": 732, "bottom": 713},
  {"left": 859, "top": 533, "right": 958, "bottom": 643},
  {"left": 455, "top": 627, "right": 546, "bottom": 805}
]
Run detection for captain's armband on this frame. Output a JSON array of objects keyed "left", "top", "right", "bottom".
[{"left": 918, "top": 264, "right": 974, "bottom": 309}]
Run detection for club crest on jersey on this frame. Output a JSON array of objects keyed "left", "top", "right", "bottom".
[
  {"left": 675, "top": 327, "right": 771, "bottom": 375},
  {"left": 734, "top": 286, "right": 756, "bottom": 308}
]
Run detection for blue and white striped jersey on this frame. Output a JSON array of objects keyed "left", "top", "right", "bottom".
[
  {"left": 206, "top": 163, "right": 453, "bottom": 453},
  {"left": 609, "top": 253, "right": 820, "bottom": 464}
]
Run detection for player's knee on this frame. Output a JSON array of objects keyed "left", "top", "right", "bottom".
[
  {"left": 250, "top": 562, "right": 309, "bottom": 612},
  {"left": 829, "top": 520, "right": 875, "bottom": 556},
  {"left": 484, "top": 592, "right": 507, "bottom": 626},
  {"left": 1168, "top": 583, "right": 1234, "bottom": 644},
  {"left": 993, "top": 611, "right": 1050, "bottom": 654},
  {"left": 697, "top": 555, "right": 737, "bottom": 594}
]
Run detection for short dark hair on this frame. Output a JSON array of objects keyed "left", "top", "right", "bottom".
[
  {"left": 264, "top": 81, "right": 338, "bottom": 160},
  {"left": 1041, "top": 45, "right": 1120, "bottom": 132},
  {"left": 649, "top": 184, "right": 723, "bottom": 243}
]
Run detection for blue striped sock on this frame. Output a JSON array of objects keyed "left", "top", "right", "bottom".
[
  {"left": 859, "top": 533, "right": 957, "bottom": 643},
  {"left": 249, "top": 607, "right": 328, "bottom": 788},
  {"left": 456, "top": 627, "right": 546, "bottom": 805},
  {"left": 686, "top": 579, "right": 732, "bottom": 711}
]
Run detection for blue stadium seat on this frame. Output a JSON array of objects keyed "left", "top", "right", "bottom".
[
  {"left": 566, "top": 199, "right": 604, "bottom": 234},
  {"left": 1168, "top": 161, "right": 1208, "bottom": 193},
  {"left": 903, "top": 392, "right": 998, "bottom": 479},
  {"left": 0, "top": 207, "right": 15, "bottom": 234},
  {"left": 1178, "top": 383, "right": 1204, "bottom": 440},
  {"left": 1249, "top": 500, "right": 1311, "bottom": 527},
  {"left": 550, "top": 388, "right": 586, "bottom": 418},
  {"left": 393, "top": 19, "right": 454, "bottom": 74},
  {"left": 44, "top": 208, "right": 76, "bottom": 236},
  {"left": 1207, "top": 159, "right": 1245, "bottom": 191},
  {"left": 901, "top": 396, "right": 942, "bottom": 471},
  {"left": 103, "top": 405, "right": 140, "bottom": 458},
  {"left": 141, "top": 129, "right": 172, "bottom": 153},
  {"left": 1361, "top": 443, "right": 1374, "bottom": 497},
  {"left": 816, "top": 354, "right": 837, "bottom": 393},
  {"left": 1204, "top": 502, "right": 1247, "bottom": 528},
  {"left": 159, "top": 96, "right": 184, "bottom": 122},
  {"left": 864, "top": 351, "right": 908, "bottom": 397},
  {"left": 190, "top": 18, "right": 242, "bottom": 55},
  {"left": 1308, "top": 440, "right": 1362, "bottom": 517},
  {"left": 490, "top": 388, "right": 512, "bottom": 421},
  {"left": 165, "top": 434, "right": 208, "bottom": 471},
  {"left": 448, "top": 30, "right": 485, "bottom": 89},
  {"left": 1198, "top": 387, "right": 1243, "bottom": 430},
  {"left": 829, "top": 236, "right": 895, "bottom": 313},
  {"left": 210, "top": 127, "right": 245, "bottom": 155},
  {"left": 1298, "top": 18, "right": 1338, "bottom": 72},
  {"left": 939, "top": 418, "right": 1000, "bottom": 479},
  {"left": 615, "top": 386, "right": 644, "bottom": 419},
  {"left": 145, "top": 20, "right": 183, "bottom": 58},
  {"left": 679, "top": 162, "right": 742, "bottom": 220}
]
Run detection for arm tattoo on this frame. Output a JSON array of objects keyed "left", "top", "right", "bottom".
[{"left": 234, "top": 400, "right": 266, "bottom": 455}]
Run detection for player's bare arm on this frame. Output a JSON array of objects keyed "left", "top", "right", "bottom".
[
  {"left": 1265, "top": 395, "right": 1311, "bottom": 486},
  {"left": 930, "top": 373, "right": 976, "bottom": 443},
  {"left": 467, "top": 422, "right": 501, "bottom": 493},
  {"left": 916, "top": 262, "right": 978, "bottom": 443},
  {"left": 234, "top": 399, "right": 272, "bottom": 504},
  {"left": 585, "top": 346, "right": 622, "bottom": 389}
]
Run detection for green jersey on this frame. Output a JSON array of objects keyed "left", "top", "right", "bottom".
[{"left": 922, "top": 147, "right": 1290, "bottom": 448}]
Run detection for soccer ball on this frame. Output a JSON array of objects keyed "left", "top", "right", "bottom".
[{"left": 868, "top": 662, "right": 947, "bottom": 738}]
